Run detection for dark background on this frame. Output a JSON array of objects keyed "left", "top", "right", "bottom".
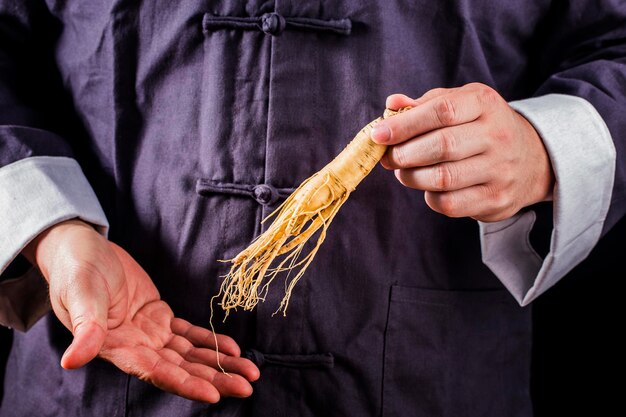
[
  {"left": 531, "top": 214, "right": 625, "bottom": 416},
  {"left": 0, "top": 217, "right": 623, "bottom": 413}
]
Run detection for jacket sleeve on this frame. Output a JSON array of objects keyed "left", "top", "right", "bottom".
[
  {"left": 0, "top": 0, "right": 108, "bottom": 331},
  {"left": 480, "top": 2, "right": 626, "bottom": 305}
]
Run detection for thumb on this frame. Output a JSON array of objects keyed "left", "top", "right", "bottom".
[
  {"left": 61, "top": 320, "right": 107, "bottom": 369},
  {"left": 58, "top": 278, "right": 111, "bottom": 369}
]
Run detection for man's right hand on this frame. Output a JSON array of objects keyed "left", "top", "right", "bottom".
[{"left": 22, "top": 219, "right": 259, "bottom": 403}]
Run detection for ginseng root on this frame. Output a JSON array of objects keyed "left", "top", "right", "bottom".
[{"left": 214, "top": 107, "right": 408, "bottom": 318}]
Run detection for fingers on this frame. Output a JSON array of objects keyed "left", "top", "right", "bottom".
[
  {"left": 103, "top": 346, "right": 252, "bottom": 403},
  {"left": 373, "top": 83, "right": 498, "bottom": 145},
  {"left": 167, "top": 320, "right": 261, "bottom": 397},
  {"left": 166, "top": 334, "right": 260, "bottom": 382},
  {"left": 171, "top": 318, "right": 241, "bottom": 357},
  {"left": 99, "top": 309, "right": 260, "bottom": 403},
  {"left": 381, "top": 123, "right": 488, "bottom": 169},
  {"left": 158, "top": 345, "right": 255, "bottom": 399},
  {"left": 424, "top": 184, "right": 517, "bottom": 222},
  {"left": 394, "top": 155, "right": 493, "bottom": 192},
  {"left": 125, "top": 345, "right": 223, "bottom": 403},
  {"left": 154, "top": 366, "right": 222, "bottom": 404},
  {"left": 108, "top": 340, "right": 257, "bottom": 403}
]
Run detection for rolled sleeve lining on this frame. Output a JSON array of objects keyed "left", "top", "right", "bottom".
[{"left": 480, "top": 94, "right": 615, "bottom": 305}]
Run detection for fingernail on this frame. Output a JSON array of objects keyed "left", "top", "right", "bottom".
[{"left": 371, "top": 125, "right": 391, "bottom": 144}]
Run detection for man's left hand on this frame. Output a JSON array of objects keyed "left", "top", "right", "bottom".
[{"left": 371, "top": 83, "right": 554, "bottom": 222}]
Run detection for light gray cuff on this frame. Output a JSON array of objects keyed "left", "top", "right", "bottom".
[
  {"left": 480, "top": 94, "right": 615, "bottom": 306},
  {"left": 0, "top": 156, "right": 109, "bottom": 331}
]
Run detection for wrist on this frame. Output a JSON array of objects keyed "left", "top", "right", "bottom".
[
  {"left": 22, "top": 219, "right": 94, "bottom": 273},
  {"left": 516, "top": 111, "right": 555, "bottom": 206}
]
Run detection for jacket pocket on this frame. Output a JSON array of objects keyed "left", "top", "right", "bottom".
[{"left": 382, "top": 286, "right": 532, "bottom": 417}]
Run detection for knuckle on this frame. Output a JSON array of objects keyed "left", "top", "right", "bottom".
[
  {"left": 70, "top": 315, "right": 89, "bottom": 333},
  {"left": 478, "top": 85, "right": 501, "bottom": 106},
  {"left": 433, "top": 97, "right": 457, "bottom": 125},
  {"left": 492, "top": 126, "right": 515, "bottom": 148},
  {"left": 491, "top": 126, "right": 509, "bottom": 142},
  {"left": 486, "top": 184, "right": 513, "bottom": 212},
  {"left": 436, "top": 130, "right": 457, "bottom": 160},
  {"left": 465, "top": 82, "right": 487, "bottom": 92},
  {"left": 433, "top": 163, "right": 455, "bottom": 191}
]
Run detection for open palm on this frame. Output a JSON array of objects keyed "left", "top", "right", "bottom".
[{"left": 25, "top": 220, "right": 259, "bottom": 403}]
